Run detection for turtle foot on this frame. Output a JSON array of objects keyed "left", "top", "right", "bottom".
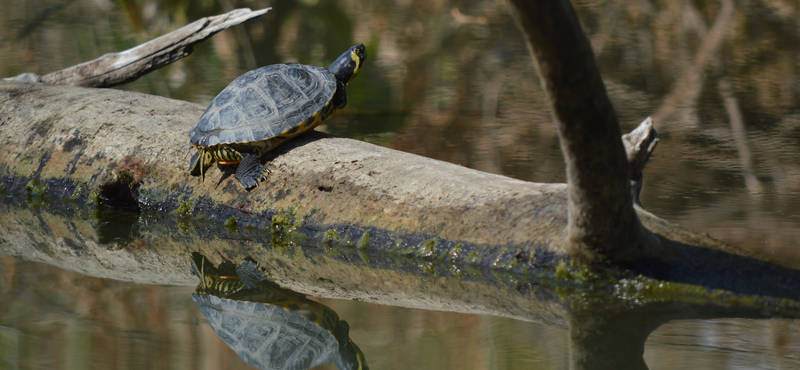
[
  {"left": 236, "top": 167, "right": 270, "bottom": 189},
  {"left": 236, "top": 259, "right": 269, "bottom": 289},
  {"left": 235, "top": 153, "right": 271, "bottom": 189}
]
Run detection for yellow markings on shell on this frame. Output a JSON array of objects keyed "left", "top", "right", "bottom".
[
  {"left": 193, "top": 100, "right": 337, "bottom": 162},
  {"left": 264, "top": 101, "right": 337, "bottom": 151},
  {"left": 275, "top": 295, "right": 338, "bottom": 332}
]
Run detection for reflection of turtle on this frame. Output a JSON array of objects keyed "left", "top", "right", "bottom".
[
  {"left": 190, "top": 253, "right": 368, "bottom": 370},
  {"left": 189, "top": 44, "right": 367, "bottom": 188}
]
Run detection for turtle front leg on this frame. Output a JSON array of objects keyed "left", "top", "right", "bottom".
[
  {"left": 189, "top": 148, "right": 214, "bottom": 180},
  {"left": 235, "top": 152, "right": 271, "bottom": 189}
]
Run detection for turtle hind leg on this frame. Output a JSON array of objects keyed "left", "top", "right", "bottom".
[
  {"left": 235, "top": 152, "right": 270, "bottom": 189},
  {"left": 236, "top": 259, "right": 270, "bottom": 290}
]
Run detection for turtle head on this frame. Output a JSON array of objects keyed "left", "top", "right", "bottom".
[{"left": 329, "top": 44, "right": 367, "bottom": 86}]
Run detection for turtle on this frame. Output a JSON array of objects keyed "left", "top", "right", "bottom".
[
  {"left": 189, "top": 253, "right": 369, "bottom": 370},
  {"left": 189, "top": 44, "right": 367, "bottom": 188}
]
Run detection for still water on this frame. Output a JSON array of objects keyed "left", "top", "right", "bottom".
[{"left": 2, "top": 0, "right": 800, "bottom": 369}]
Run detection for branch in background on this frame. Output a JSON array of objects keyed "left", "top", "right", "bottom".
[
  {"left": 718, "top": 77, "right": 762, "bottom": 196},
  {"left": 504, "top": 0, "right": 642, "bottom": 260},
  {"left": 650, "top": 0, "right": 733, "bottom": 130},
  {"left": 3, "top": 8, "right": 271, "bottom": 88}
]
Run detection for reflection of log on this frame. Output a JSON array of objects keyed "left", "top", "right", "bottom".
[
  {"left": 3, "top": 198, "right": 799, "bottom": 370},
  {"left": 4, "top": 8, "right": 271, "bottom": 88}
]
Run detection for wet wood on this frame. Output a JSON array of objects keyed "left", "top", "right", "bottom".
[{"left": 3, "top": 8, "right": 271, "bottom": 88}]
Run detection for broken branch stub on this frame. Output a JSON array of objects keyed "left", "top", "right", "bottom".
[
  {"left": 622, "top": 117, "right": 659, "bottom": 181},
  {"left": 5, "top": 8, "right": 271, "bottom": 88}
]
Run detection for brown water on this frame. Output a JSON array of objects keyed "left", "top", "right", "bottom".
[{"left": 2, "top": 0, "right": 800, "bottom": 369}]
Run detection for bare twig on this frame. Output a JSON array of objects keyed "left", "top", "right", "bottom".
[{"left": 4, "top": 8, "right": 271, "bottom": 88}]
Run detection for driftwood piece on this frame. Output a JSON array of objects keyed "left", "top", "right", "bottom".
[
  {"left": 622, "top": 117, "right": 658, "bottom": 180},
  {"left": 3, "top": 8, "right": 271, "bottom": 88}
]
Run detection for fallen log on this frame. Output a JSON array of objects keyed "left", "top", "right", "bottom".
[
  {"left": 1, "top": 80, "right": 799, "bottom": 301},
  {"left": 1, "top": 1, "right": 798, "bottom": 302}
]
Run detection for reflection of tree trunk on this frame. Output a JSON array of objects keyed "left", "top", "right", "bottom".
[
  {"left": 651, "top": 0, "right": 761, "bottom": 198},
  {"left": 217, "top": 0, "right": 259, "bottom": 71},
  {"left": 718, "top": 77, "right": 762, "bottom": 196},
  {"left": 650, "top": 0, "right": 733, "bottom": 130},
  {"left": 568, "top": 312, "right": 656, "bottom": 370}
]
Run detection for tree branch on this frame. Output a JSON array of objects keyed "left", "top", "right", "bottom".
[{"left": 4, "top": 8, "right": 271, "bottom": 88}]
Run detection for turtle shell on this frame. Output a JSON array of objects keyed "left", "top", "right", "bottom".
[
  {"left": 192, "top": 293, "right": 341, "bottom": 370},
  {"left": 189, "top": 63, "right": 337, "bottom": 148}
]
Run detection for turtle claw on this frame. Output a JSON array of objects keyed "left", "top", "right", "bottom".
[{"left": 237, "top": 174, "right": 262, "bottom": 189}]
